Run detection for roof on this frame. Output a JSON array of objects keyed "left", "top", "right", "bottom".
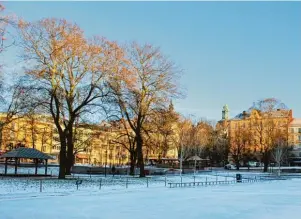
[
  {"left": 232, "top": 109, "right": 291, "bottom": 121},
  {"left": 229, "top": 99, "right": 290, "bottom": 121},
  {"left": 187, "top": 155, "right": 202, "bottom": 161},
  {"left": 290, "top": 118, "right": 301, "bottom": 127},
  {"left": 76, "top": 153, "right": 89, "bottom": 159},
  {"left": 0, "top": 147, "right": 54, "bottom": 160}
]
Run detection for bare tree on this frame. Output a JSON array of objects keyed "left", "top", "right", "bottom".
[
  {"left": 272, "top": 140, "right": 287, "bottom": 176},
  {"left": 40, "top": 126, "right": 52, "bottom": 152},
  {"left": 0, "top": 3, "right": 16, "bottom": 70},
  {"left": 230, "top": 124, "right": 251, "bottom": 170},
  {"left": 25, "top": 109, "right": 40, "bottom": 149},
  {"left": 110, "top": 119, "right": 137, "bottom": 175},
  {"left": 0, "top": 80, "right": 31, "bottom": 150},
  {"left": 109, "top": 42, "right": 181, "bottom": 177},
  {"left": 18, "top": 18, "right": 126, "bottom": 178},
  {"left": 146, "top": 101, "right": 179, "bottom": 160},
  {"left": 175, "top": 116, "right": 193, "bottom": 174},
  {"left": 0, "top": 3, "right": 10, "bottom": 54},
  {"left": 72, "top": 122, "right": 100, "bottom": 165},
  {"left": 252, "top": 98, "right": 290, "bottom": 172}
]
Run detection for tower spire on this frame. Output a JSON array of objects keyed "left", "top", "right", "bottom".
[
  {"left": 222, "top": 104, "right": 229, "bottom": 120},
  {"left": 169, "top": 99, "right": 174, "bottom": 112}
]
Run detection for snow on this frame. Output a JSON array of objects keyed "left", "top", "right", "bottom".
[
  {"left": 0, "top": 164, "right": 60, "bottom": 175},
  {"left": 1, "top": 166, "right": 301, "bottom": 219},
  {"left": 1, "top": 178, "right": 301, "bottom": 219},
  {"left": 0, "top": 171, "right": 234, "bottom": 195}
]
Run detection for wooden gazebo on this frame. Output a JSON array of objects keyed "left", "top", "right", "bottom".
[
  {"left": 186, "top": 155, "right": 210, "bottom": 169},
  {"left": 0, "top": 147, "right": 54, "bottom": 176}
]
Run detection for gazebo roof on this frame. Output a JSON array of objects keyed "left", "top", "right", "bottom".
[
  {"left": 187, "top": 155, "right": 203, "bottom": 161},
  {"left": 0, "top": 147, "right": 54, "bottom": 160}
]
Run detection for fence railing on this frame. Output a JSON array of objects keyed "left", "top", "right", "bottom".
[
  {"left": 0, "top": 173, "right": 286, "bottom": 195},
  {"left": 168, "top": 178, "right": 265, "bottom": 188}
]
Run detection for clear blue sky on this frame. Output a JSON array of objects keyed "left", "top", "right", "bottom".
[{"left": 3, "top": 1, "right": 301, "bottom": 121}]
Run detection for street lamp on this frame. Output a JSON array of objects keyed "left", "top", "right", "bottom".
[
  {"left": 180, "top": 142, "right": 184, "bottom": 177},
  {"left": 105, "top": 141, "right": 109, "bottom": 177}
]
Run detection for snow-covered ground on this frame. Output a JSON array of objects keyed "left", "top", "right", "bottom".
[
  {"left": 0, "top": 164, "right": 60, "bottom": 175},
  {"left": 1, "top": 178, "right": 301, "bottom": 219},
  {"left": 1, "top": 165, "right": 288, "bottom": 196},
  {"left": 0, "top": 172, "right": 234, "bottom": 195}
]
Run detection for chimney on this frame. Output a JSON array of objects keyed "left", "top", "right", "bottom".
[{"left": 242, "top": 111, "right": 247, "bottom": 119}]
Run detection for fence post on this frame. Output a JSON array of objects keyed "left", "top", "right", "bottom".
[
  {"left": 226, "top": 176, "right": 227, "bottom": 182},
  {"left": 40, "top": 180, "right": 42, "bottom": 192},
  {"left": 165, "top": 175, "right": 167, "bottom": 187},
  {"left": 181, "top": 176, "right": 183, "bottom": 187},
  {"left": 193, "top": 176, "right": 196, "bottom": 186},
  {"left": 126, "top": 177, "right": 128, "bottom": 189},
  {"left": 99, "top": 178, "right": 102, "bottom": 190},
  {"left": 216, "top": 175, "right": 218, "bottom": 183},
  {"left": 206, "top": 177, "right": 207, "bottom": 186},
  {"left": 146, "top": 177, "right": 149, "bottom": 188}
]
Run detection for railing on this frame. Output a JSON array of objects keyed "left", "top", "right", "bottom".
[{"left": 168, "top": 178, "right": 264, "bottom": 188}]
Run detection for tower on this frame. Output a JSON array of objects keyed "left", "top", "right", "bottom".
[
  {"left": 222, "top": 104, "right": 229, "bottom": 120},
  {"left": 168, "top": 99, "right": 174, "bottom": 112}
]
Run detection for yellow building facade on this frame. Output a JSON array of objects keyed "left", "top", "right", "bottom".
[
  {"left": 0, "top": 113, "right": 178, "bottom": 166},
  {"left": 217, "top": 105, "right": 293, "bottom": 163}
]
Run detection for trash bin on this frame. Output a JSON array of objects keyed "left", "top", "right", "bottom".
[{"left": 236, "top": 174, "right": 242, "bottom": 183}]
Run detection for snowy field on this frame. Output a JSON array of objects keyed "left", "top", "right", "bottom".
[
  {"left": 0, "top": 171, "right": 236, "bottom": 195},
  {"left": 0, "top": 165, "right": 285, "bottom": 196},
  {"left": 1, "top": 178, "right": 301, "bottom": 219}
]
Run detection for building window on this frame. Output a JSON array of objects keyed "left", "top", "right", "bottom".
[
  {"left": 298, "top": 136, "right": 301, "bottom": 142},
  {"left": 298, "top": 128, "right": 301, "bottom": 133},
  {"left": 290, "top": 128, "right": 294, "bottom": 133}
]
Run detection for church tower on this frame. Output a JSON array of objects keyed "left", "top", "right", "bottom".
[
  {"left": 168, "top": 99, "right": 174, "bottom": 112},
  {"left": 222, "top": 104, "right": 229, "bottom": 120}
]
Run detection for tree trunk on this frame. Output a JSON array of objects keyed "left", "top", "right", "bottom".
[
  {"left": 66, "top": 152, "right": 75, "bottom": 175},
  {"left": 235, "top": 159, "right": 240, "bottom": 170},
  {"left": 129, "top": 150, "right": 136, "bottom": 176},
  {"left": 0, "top": 126, "right": 3, "bottom": 151},
  {"left": 136, "top": 134, "right": 145, "bottom": 177},
  {"left": 58, "top": 136, "right": 67, "bottom": 179},
  {"left": 263, "top": 152, "right": 270, "bottom": 172},
  {"left": 66, "top": 128, "right": 74, "bottom": 175}
]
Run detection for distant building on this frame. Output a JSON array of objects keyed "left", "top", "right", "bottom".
[
  {"left": 0, "top": 101, "right": 179, "bottom": 166},
  {"left": 288, "top": 119, "right": 301, "bottom": 166},
  {"left": 217, "top": 102, "right": 293, "bottom": 165}
]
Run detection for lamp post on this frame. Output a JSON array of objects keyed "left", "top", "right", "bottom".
[
  {"left": 180, "top": 142, "right": 183, "bottom": 177},
  {"left": 105, "top": 141, "right": 108, "bottom": 177}
]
